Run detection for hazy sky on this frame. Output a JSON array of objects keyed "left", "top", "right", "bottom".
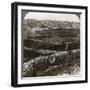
[{"left": 24, "top": 12, "right": 80, "bottom": 22}]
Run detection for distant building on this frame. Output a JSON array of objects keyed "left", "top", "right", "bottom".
[{"left": 72, "top": 22, "right": 80, "bottom": 29}]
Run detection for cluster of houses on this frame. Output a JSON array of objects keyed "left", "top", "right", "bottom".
[{"left": 23, "top": 19, "right": 80, "bottom": 31}]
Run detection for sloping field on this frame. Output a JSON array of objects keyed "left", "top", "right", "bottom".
[{"left": 23, "top": 49, "right": 80, "bottom": 77}]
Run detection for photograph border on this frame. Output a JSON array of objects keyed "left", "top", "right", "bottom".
[{"left": 11, "top": 2, "right": 88, "bottom": 87}]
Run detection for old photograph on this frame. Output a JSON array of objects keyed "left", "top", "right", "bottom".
[
  {"left": 22, "top": 11, "right": 80, "bottom": 77},
  {"left": 11, "top": 2, "right": 87, "bottom": 87}
]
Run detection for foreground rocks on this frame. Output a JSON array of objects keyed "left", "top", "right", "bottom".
[{"left": 23, "top": 49, "right": 80, "bottom": 77}]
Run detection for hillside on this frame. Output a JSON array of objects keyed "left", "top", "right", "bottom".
[{"left": 22, "top": 19, "right": 80, "bottom": 77}]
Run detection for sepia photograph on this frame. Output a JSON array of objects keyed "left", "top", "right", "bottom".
[
  {"left": 22, "top": 11, "right": 80, "bottom": 77},
  {"left": 11, "top": 2, "right": 87, "bottom": 87}
]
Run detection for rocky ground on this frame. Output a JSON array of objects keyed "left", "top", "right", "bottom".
[
  {"left": 23, "top": 49, "right": 80, "bottom": 77},
  {"left": 22, "top": 19, "right": 80, "bottom": 77}
]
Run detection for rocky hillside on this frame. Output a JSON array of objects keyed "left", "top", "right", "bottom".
[
  {"left": 23, "top": 49, "right": 80, "bottom": 77},
  {"left": 22, "top": 19, "right": 80, "bottom": 77}
]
